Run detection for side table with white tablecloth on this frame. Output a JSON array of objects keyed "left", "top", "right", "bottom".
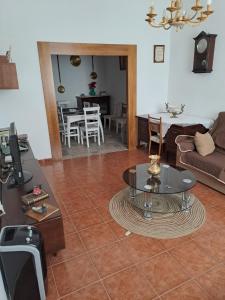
[
  {"left": 136, "top": 113, "right": 213, "bottom": 164},
  {"left": 150, "top": 113, "right": 214, "bottom": 137}
]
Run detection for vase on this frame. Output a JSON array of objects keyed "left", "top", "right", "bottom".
[
  {"left": 148, "top": 155, "right": 160, "bottom": 175},
  {"left": 89, "top": 88, "right": 96, "bottom": 96}
]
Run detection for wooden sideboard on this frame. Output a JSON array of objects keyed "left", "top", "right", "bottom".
[
  {"left": 0, "top": 145, "right": 65, "bottom": 254},
  {"left": 76, "top": 95, "right": 110, "bottom": 115},
  {"left": 137, "top": 115, "right": 208, "bottom": 163},
  {"left": 137, "top": 115, "right": 149, "bottom": 147}
]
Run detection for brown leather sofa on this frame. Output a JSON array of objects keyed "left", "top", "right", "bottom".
[{"left": 175, "top": 112, "right": 225, "bottom": 194}]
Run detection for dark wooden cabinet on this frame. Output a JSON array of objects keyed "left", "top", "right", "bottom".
[
  {"left": 0, "top": 55, "right": 19, "bottom": 89},
  {"left": 76, "top": 95, "right": 110, "bottom": 115},
  {"left": 137, "top": 115, "right": 149, "bottom": 146},
  {"left": 0, "top": 145, "right": 65, "bottom": 254}
]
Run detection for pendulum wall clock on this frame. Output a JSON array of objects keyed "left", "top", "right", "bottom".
[{"left": 193, "top": 31, "right": 217, "bottom": 73}]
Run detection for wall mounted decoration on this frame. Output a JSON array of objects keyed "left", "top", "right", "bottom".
[
  {"left": 154, "top": 45, "right": 165, "bottom": 63},
  {"left": 0, "top": 47, "right": 19, "bottom": 89},
  {"left": 193, "top": 31, "right": 217, "bottom": 73},
  {"left": 70, "top": 55, "right": 81, "bottom": 67},
  {"left": 56, "top": 55, "right": 65, "bottom": 93},
  {"left": 145, "top": 0, "right": 214, "bottom": 31},
  {"left": 90, "top": 56, "right": 97, "bottom": 80}
]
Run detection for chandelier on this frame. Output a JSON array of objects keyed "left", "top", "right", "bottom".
[{"left": 145, "top": 0, "right": 214, "bottom": 30}]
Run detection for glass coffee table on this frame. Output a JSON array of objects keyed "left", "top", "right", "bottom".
[{"left": 123, "top": 163, "right": 196, "bottom": 219}]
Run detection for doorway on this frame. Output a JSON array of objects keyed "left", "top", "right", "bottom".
[
  {"left": 52, "top": 55, "right": 128, "bottom": 158},
  {"left": 38, "top": 42, "right": 137, "bottom": 160}
]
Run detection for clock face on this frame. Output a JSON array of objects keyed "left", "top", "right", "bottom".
[{"left": 197, "top": 38, "right": 208, "bottom": 54}]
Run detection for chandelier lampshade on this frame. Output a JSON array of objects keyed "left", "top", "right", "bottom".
[{"left": 145, "top": 0, "right": 214, "bottom": 30}]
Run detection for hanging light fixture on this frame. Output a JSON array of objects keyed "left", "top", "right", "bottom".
[
  {"left": 56, "top": 55, "right": 65, "bottom": 93},
  {"left": 90, "top": 56, "right": 97, "bottom": 80},
  {"left": 145, "top": 0, "right": 214, "bottom": 31},
  {"left": 70, "top": 55, "right": 81, "bottom": 67}
]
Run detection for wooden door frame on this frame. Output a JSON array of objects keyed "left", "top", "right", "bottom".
[{"left": 37, "top": 42, "right": 137, "bottom": 160}]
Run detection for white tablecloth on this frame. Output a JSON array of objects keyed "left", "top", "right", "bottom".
[{"left": 151, "top": 113, "right": 214, "bottom": 137}]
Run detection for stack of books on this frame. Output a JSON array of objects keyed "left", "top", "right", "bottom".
[
  {"left": 21, "top": 189, "right": 49, "bottom": 206},
  {"left": 21, "top": 189, "right": 59, "bottom": 221}
]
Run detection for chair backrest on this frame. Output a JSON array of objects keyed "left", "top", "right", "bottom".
[
  {"left": 83, "top": 107, "right": 100, "bottom": 129},
  {"left": 93, "top": 103, "right": 100, "bottom": 107},
  {"left": 148, "top": 115, "right": 162, "bottom": 137},
  {"left": 111, "top": 102, "right": 125, "bottom": 116},
  {"left": 57, "top": 106, "right": 66, "bottom": 130},
  {"left": 83, "top": 101, "right": 90, "bottom": 108}
]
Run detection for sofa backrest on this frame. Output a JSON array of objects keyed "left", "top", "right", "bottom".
[{"left": 210, "top": 112, "right": 225, "bottom": 151}]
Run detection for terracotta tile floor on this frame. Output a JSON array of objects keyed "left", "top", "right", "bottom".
[{"left": 40, "top": 150, "right": 225, "bottom": 299}]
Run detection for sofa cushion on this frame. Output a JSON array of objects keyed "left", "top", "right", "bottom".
[
  {"left": 194, "top": 132, "right": 215, "bottom": 156},
  {"left": 182, "top": 150, "right": 225, "bottom": 182}
]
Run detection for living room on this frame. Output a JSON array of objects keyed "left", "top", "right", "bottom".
[{"left": 0, "top": 0, "right": 225, "bottom": 299}]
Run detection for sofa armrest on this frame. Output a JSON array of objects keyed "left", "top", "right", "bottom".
[{"left": 175, "top": 135, "right": 195, "bottom": 153}]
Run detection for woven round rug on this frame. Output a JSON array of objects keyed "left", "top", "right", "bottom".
[{"left": 109, "top": 187, "right": 206, "bottom": 239}]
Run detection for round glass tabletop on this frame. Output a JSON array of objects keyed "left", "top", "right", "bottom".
[{"left": 123, "top": 163, "right": 196, "bottom": 195}]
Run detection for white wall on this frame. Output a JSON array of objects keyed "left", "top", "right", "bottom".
[
  {"left": 0, "top": 0, "right": 170, "bottom": 159},
  {"left": 51, "top": 55, "right": 126, "bottom": 113},
  {"left": 52, "top": 55, "right": 108, "bottom": 106},
  {"left": 103, "top": 57, "right": 127, "bottom": 114},
  {"left": 168, "top": 1, "right": 224, "bottom": 119}
]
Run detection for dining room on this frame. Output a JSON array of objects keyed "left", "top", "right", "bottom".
[{"left": 51, "top": 54, "right": 128, "bottom": 159}]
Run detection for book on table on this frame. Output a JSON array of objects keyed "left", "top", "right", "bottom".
[{"left": 21, "top": 189, "right": 49, "bottom": 206}]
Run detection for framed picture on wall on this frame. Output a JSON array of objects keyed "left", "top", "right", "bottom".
[{"left": 153, "top": 45, "right": 165, "bottom": 63}]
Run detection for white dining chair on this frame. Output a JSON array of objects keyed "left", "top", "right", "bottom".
[
  {"left": 57, "top": 106, "right": 66, "bottom": 142},
  {"left": 115, "top": 118, "right": 127, "bottom": 135},
  {"left": 103, "top": 103, "right": 120, "bottom": 131},
  {"left": 92, "top": 103, "right": 104, "bottom": 142},
  {"left": 115, "top": 103, "right": 127, "bottom": 136},
  {"left": 57, "top": 107, "right": 80, "bottom": 147},
  {"left": 83, "top": 101, "right": 90, "bottom": 108},
  {"left": 80, "top": 107, "right": 101, "bottom": 148},
  {"left": 65, "top": 119, "right": 80, "bottom": 148}
]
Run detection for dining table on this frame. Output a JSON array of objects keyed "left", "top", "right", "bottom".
[{"left": 66, "top": 112, "right": 104, "bottom": 142}]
